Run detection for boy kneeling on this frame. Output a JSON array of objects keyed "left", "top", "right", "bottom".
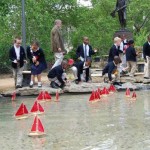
[
  {"left": 102, "top": 56, "right": 121, "bottom": 84},
  {"left": 48, "top": 60, "right": 68, "bottom": 89}
]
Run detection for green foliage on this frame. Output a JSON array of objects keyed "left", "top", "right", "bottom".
[{"left": 0, "top": 0, "right": 150, "bottom": 73}]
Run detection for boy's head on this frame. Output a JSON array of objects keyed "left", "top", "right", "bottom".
[
  {"left": 14, "top": 37, "right": 22, "bottom": 48},
  {"left": 61, "top": 60, "right": 68, "bottom": 69},
  {"left": 114, "top": 56, "right": 121, "bottom": 65},
  {"left": 114, "top": 37, "right": 122, "bottom": 46},
  {"left": 85, "top": 57, "right": 92, "bottom": 66},
  {"left": 128, "top": 40, "right": 134, "bottom": 46},
  {"left": 55, "top": 19, "right": 62, "bottom": 28},
  {"left": 83, "top": 36, "right": 89, "bottom": 45},
  {"left": 31, "top": 40, "right": 39, "bottom": 51}
]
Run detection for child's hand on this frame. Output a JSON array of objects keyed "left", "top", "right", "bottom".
[
  {"left": 32, "top": 57, "right": 36, "bottom": 63},
  {"left": 35, "top": 61, "right": 39, "bottom": 66}
]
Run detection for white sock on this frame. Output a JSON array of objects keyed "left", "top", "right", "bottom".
[{"left": 30, "top": 81, "right": 33, "bottom": 85}]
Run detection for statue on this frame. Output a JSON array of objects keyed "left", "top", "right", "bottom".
[{"left": 111, "top": 0, "right": 127, "bottom": 30}]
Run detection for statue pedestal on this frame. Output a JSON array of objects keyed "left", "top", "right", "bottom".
[{"left": 114, "top": 30, "right": 133, "bottom": 39}]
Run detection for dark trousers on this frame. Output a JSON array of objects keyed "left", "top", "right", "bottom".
[{"left": 85, "top": 68, "right": 89, "bottom": 82}]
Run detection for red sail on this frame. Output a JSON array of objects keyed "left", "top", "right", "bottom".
[
  {"left": 44, "top": 91, "right": 51, "bottom": 100},
  {"left": 30, "top": 101, "right": 38, "bottom": 113},
  {"left": 31, "top": 116, "right": 37, "bottom": 132},
  {"left": 15, "top": 103, "right": 24, "bottom": 116},
  {"left": 55, "top": 91, "right": 59, "bottom": 101},
  {"left": 24, "top": 105, "right": 29, "bottom": 114},
  {"left": 102, "top": 87, "right": 109, "bottom": 95},
  {"left": 126, "top": 88, "right": 130, "bottom": 96},
  {"left": 37, "top": 91, "right": 44, "bottom": 101},
  {"left": 132, "top": 91, "right": 137, "bottom": 99},
  {"left": 89, "top": 91, "right": 95, "bottom": 101},
  {"left": 38, "top": 118, "right": 45, "bottom": 133},
  {"left": 38, "top": 103, "right": 44, "bottom": 112},
  {"left": 11, "top": 92, "right": 16, "bottom": 101}
]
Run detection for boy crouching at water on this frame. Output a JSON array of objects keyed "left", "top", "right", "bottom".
[
  {"left": 102, "top": 56, "right": 121, "bottom": 84},
  {"left": 48, "top": 60, "right": 68, "bottom": 89}
]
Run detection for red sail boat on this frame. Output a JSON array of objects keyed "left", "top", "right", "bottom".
[
  {"left": 125, "top": 88, "right": 130, "bottom": 98},
  {"left": 102, "top": 87, "right": 109, "bottom": 96},
  {"left": 11, "top": 92, "right": 16, "bottom": 101},
  {"left": 131, "top": 91, "right": 137, "bottom": 100},
  {"left": 30, "top": 101, "right": 44, "bottom": 115},
  {"left": 109, "top": 85, "right": 116, "bottom": 93},
  {"left": 89, "top": 90, "right": 95, "bottom": 102},
  {"left": 15, "top": 103, "right": 29, "bottom": 120},
  {"left": 44, "top": 91, "right": 52, "bottom": 101},
  {"left": 55, "top": 91, "right": 60, "bottom": 102},
  {"left": 37, "top": 91, "right": 46, "bottom": 102},
  {"left": 28, "top": 115, "right": 46, "bottom": 137}
]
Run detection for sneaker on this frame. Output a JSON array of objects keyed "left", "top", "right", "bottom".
[
  {"left": 38, "top": 82, "right": 42, "bottom": 88},
  {"left": 16, "top": 85, "right": 22, "bottom": 89}
]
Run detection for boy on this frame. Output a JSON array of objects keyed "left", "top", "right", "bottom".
[
  {"left": 125, "top": 40, "right": 138, "bottom": 77},
  {"left": 102, "top": 56, "right": 121, "bottom": 83},
  {"left": 9, "top": 37, "right": 27, "bottom": 88},
  {"left": 71, "top": 57, "right": 92, "bottom": 84},
  {"left": 48, "top": 60, "right": 68, "bottom": 89}
]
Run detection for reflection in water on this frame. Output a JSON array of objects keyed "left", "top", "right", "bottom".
[{"left": 0, "top": 91, "right": 150, "bottom": 149}]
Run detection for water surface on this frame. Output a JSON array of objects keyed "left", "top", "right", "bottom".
[{"left": 0, "top": 91, "right": 150, "bottom": 150}]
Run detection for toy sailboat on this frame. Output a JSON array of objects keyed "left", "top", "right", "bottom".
[
  {"left": 125, "top": 88, "right": 130, "bottom": 98},
  {"left": 55, "top": 91, "right": 60, "bottom": 102},
  {"left": 131, "top": 91, "right": 137, "bottom": 100},
  {"left": 37, "top": 91, "right": 45, "bottom": 102},
  {"left": 109, "top": 85, "right": 116, "bottom": 93},
  {"left": 28, "top": 115, "right": 46, "bottom": 137},
  {"left": 11, "top": 92, "right": 16, "bottom": 101},
  {"left": 44, "top": 91, "right": 51, "bottom": 101},
  {"left": 30, "top": 101, "right": 44, "bottom": 115},
  {"left": 102, "top": 87, "right": 109, "bottom": 96},
  {"left": 15, "top": 103, "right": 29, "bottom": 120},
  {"left": 89, "top": 91, "right": 95, "bottom": 102}
]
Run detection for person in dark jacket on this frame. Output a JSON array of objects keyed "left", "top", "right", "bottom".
[
  {"left": 102, "top": 56, "right": 121, "bottom": 83},
  {"left": 9, "top": 37, "right": 27, "bottom": 88},
  {"left": 125, "top": 40, "right": 138, "bottom": 77},
  {"left": 27, "top": 41, "right": 47, "bottom": 88},
  {"left": 108, "top": 37, "right": 122, "bottom": 62},
  {"left": 76, "top": 37, "right": 96, "bottom": 81},
  {"left": 143, "top": 35, "right": 150, "bottom": 79},
  {"left": 69, "top": 57, "right": 92, "bottom": 84},
  {"left": 48, "top": 60, "right": 68, "bottom": 89}
]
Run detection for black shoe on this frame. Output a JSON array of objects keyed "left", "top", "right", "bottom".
[
  {"left": 50, "top": 81, "right": 59, "bottom": 89},
  {"left": 29, "top": 84, "right": 33, "bottom": 88},
  {"left": 16, "top": 85, "right": 22, "bottom": 89},
  {"left": 113, "top": 82, "right": 122, "bottom": 86}
]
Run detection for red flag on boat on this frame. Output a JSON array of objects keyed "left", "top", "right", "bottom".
[
  {"left": 55, "top": 91, "right": 59, "bottom": 102},
  {"left": 132, "top": 91, "right": 137, "bottom": 100},
  {"left": 30, "top": 101, "right": 44, "bottom": 114},
  {"left": 15, "top": 103, "right": 28, "bottom": 119},
  {"left": 29, "top": 115, "right": 45, "bottom": 136},
  {"left": 125, "top": 88, "right": 130, "bottom": 97},
  {"left": 44, "top": 91, "right": 51, "bottom": 101},
  {"left": 89, "top": 90, "right": 95, "bottom": 102},
  {"left": 37, "top": 91, "right": 45, "bottom": 102},
  {"left": 11, "top": 92, "right": 16, "bottom": 101}
]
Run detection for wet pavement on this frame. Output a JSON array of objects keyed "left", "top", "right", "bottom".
[{"left": 0, "top": 91, "right": 150, "bottom": 150}]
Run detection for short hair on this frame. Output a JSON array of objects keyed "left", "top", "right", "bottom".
[
  {"left": 14, "top": 36, "right": 22, "bottom": 43},
  {"left": 128, "top": 39, "right": 134, "bottom": 45},
  {"left": 82, "top": 36, "right": 89, "bottom": 41},
  {"left": 31, "top": 40, "right": 40, "bottom": 47},
  {"left": 114, "top": 56, "right": 121, "bottom": 63},
  {"left": 55, "top": 19, "right": 62, "bottom": 25},
  {"left": 61, "top": 60, "right": 68, "bottom": 66},
  {"left": 114, "top": 37, "right": 121, "bottom": 43},
  {"left": 86, "top": 57, "right": 92, "bottom": 62},
  {"left": 147, "top": 35, "right": 150, "bottom": 39}
]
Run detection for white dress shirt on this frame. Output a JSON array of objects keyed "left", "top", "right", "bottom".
[
  {"left": 14, "top": 44, "right": 20, "bottom": 60},
  {"left": 80, "top": 43, "right": 90, "bottom": 61}
]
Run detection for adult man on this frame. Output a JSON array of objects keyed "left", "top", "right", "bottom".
[
  {"left": 102, "top": 56, "right": 121, "bottom": 84},
  {"left": 125, "top": 40, "right": 138, "bottom": 77},
  {"left": 48, "top": 60, "right": 68, "bottom": 89},
  {"left": 108, "top": 37, "right": 122, "bottom": 62},
  {"left": 143, "top": 35, "right": 150, "bottom": 79},
  {"left": 51, "top": 19, "right": 65, "bottom": 69},
  {"left": 76, "top": 36, "right": 96, "bottom": 82},
  {"left": 9, "top": 37, "right": 27, "bottom": 88}
]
